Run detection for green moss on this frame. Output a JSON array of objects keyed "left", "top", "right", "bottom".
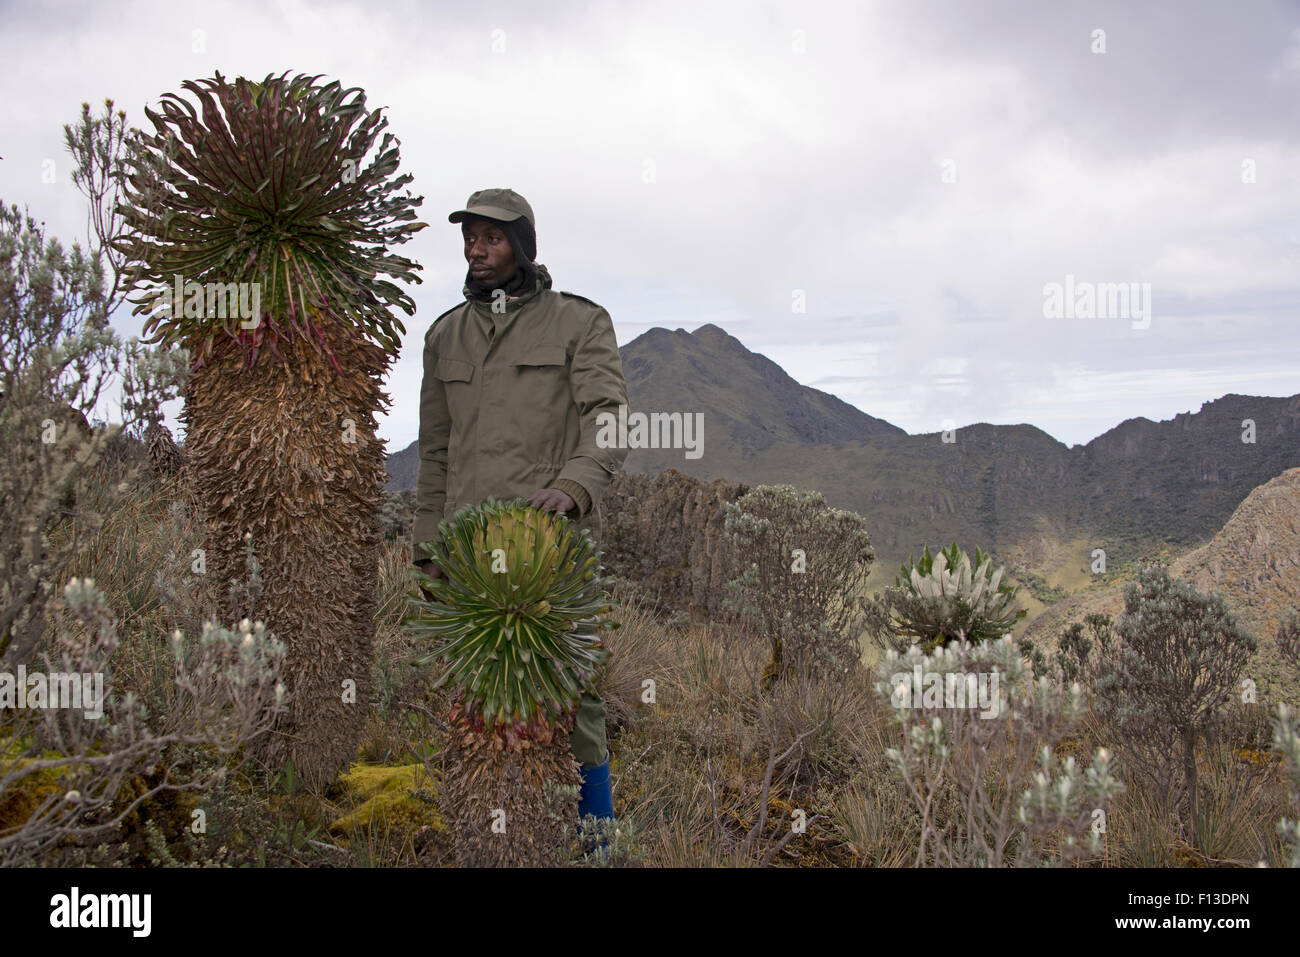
[
  {"left": 0, "top": 757, "right": 70, "bottom": 832},
  {"left": 328, "top": 763, "right": 443, "bottom": 842},
  {"left": 0, "top": 736, "right": 90, "bottom": 833}
]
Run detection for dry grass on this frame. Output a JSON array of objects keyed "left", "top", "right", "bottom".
[{"left": 11, "top": 475, "right": 1300, "bottom": 867}]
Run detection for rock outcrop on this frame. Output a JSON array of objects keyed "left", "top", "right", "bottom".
[{"left": 1022, "top": 467, "right": 1300, "bottom": 704}]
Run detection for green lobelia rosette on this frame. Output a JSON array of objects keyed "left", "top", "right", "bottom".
[{"left": 405, "top": 498, "right": 616, "bottom": 731}]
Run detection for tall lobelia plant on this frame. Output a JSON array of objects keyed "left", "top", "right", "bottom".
[
  {"left": 113, "top": 72, "right": 426, "bottom": 789},
  {"left": 405, "top": 500, "right": 616, "bottom": 866}
]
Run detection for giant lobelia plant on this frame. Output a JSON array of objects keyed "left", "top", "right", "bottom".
[
  {"left": 405, "top": 499, "right": 616, "bottom": 867},
  {"left": 874, "top": 542, "right": 1025, "bottom": 652},
  {"left": 113, "top": 72, "right": 426, "bottom": 789}
]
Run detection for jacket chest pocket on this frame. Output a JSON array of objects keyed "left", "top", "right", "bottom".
[
  {"left": 502, "top": 346, "right": 569, "bottom": 454},
  {"left": 510, "top": 347, "right": 570, "bottom": 424},
  {"left": 435, "top": 357, "right": 476, "bottom": 385},
  {"left": 511, "top": 345, "right": 568, "bottom": 370},
  {"left": 434, "top": 357, "right": 476, "bottom": 458}
]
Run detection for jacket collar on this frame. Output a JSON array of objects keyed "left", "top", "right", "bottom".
[{"left": 464, "top": 262, "right": 553, "bottom": 316}]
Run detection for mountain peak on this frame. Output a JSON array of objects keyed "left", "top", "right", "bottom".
[
  {"left": 691, "top": 322, "right": 730, "bottom": 339},
  {"left": 616, "top": 322, "right": 905, "bottom": 467}
]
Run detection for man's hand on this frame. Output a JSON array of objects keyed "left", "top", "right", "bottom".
[{"left": 527, "top": 487, "right": 576, "bottom": 515}]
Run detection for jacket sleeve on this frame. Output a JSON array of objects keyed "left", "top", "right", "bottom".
[
  {"left": 550, "top": 307, "right": 629, "bottom": 520},
  {"left": 411, "top": 328, "right": 451, "bottom": 564}
]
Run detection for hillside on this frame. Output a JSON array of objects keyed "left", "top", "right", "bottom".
[
  {"left": 385, "top": 436, "right": 420, "bottom": 493},
  {"left": 385, "top": 322, "right": 1300, "bottom": 576},
  {"left": 1021, "top": 466, "right": 1300, "bottom": 705},
  {"left": 618, "top": 323, "right": 906, "bottom": 470}
]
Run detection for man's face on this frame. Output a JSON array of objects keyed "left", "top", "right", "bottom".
[{"left": 463, "top": 217, "right": 516, "bottom": 287}]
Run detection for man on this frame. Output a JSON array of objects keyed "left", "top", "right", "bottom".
[{"left": 412, "top": 187, "right": 630, "bottom": 823}]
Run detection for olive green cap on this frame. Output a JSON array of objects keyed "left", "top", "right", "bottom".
[{"left": 448, "top": 187, "right": 535, "bottom": 227}]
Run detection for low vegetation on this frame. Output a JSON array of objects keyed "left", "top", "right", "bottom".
[{"left": 5, "top": 441, "right": 1298, "bottom": 866}]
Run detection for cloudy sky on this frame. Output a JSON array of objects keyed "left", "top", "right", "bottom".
[{"left": 2, "top": 0, "right": 1297, "bottom": 449}]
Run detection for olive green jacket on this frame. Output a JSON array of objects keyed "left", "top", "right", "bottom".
[{"left": 411, "top": 263, "right": 630, "bottom": 563}]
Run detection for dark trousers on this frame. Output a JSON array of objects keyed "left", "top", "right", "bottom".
[{"left": 573, "top": 689, "right": 608, "bottom": 766}]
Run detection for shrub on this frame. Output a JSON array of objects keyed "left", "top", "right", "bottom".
[
  {"left": 0, "top": 577, "right": 285, "bottom": 866},
  {"left": 873, "top": 635, "right": 1123, "bottom": 866},
  {"left": 1277, "top": 609, "right": 1300, "bottom": 671},
  {"left": 1271, "top": 703, "right": 1300, "bottom": 867},
  {"left": 2, "top": 101, "right": 187, "bottom": 665},
  {"left": 720, "top": 484, "right": 873, "bottom": 684},
  {"left": 1019, "top": 612, "right": 1114, "bottom": 682},
  {"left": 1271, "top": 611, "right": 1300, "bottom": 867},
  {"left": 1092, "top": 565, "right": 1256, "bottom": 833}
]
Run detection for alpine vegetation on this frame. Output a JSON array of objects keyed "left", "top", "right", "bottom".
[
  {"left": 866, "top": 543, "right": 1025, "bottom": 653},
  {"left": 405, "top": 500, "right": 616, "bottom": 866},
  {"left": 1, "top": 578, "right": 286, "bottom": 866},
  {"left": 874, "top": 636, "right": 1124, "bottom": 866},
  {"left": 112, "top": 72, "right": 426, "bottom": 789},
  {"left": 1090, "top": 566, "right": 1256, "bottom": 830},
  {"left": 6, "top": 84, "right": 1297, "bottom": 873},
  {"left": 720, "top": 484, "right": 873, "bottom": 685},
  {"left": 1273, "top": 700, "right": 1300, "bottom": 868}
]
